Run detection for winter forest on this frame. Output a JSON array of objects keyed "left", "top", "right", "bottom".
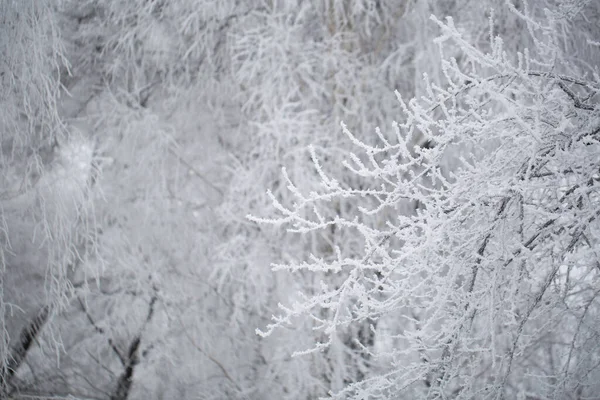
[{"left": 1, "top": 0, "right": 599, "bottom": 399}]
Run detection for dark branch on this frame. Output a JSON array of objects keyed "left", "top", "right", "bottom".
[
  {"left": 78, "top": 297, "right": 126, "bottom": 367},
  {"left": 2, "top": 305, "right": 50, "bottom": 394},
  {"left": 557, "top": 81, "right": 595, "bottom": 111},
  {"left": 109, "top": 293, "right": 157, "bottom": 400}
]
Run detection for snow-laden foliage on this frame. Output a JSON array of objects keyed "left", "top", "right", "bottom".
[
  {"left": 0, "top": 1, "right": 98, "bottom": 390},
  {"left": 253, "top": 2, "right": 600, "bottom": 399},
  {"left": 51, "top": 1, "right": 436, "bottom": 398},
  {"left": 1, "top": 0, "right": 598, "bottom": 399}
]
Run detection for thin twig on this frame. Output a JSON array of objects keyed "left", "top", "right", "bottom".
[
  {"left": 557, "top": 81, "right": 595, "bottom": 110},
  {"left": 176, "top": 314, "right": 242, "bottom": 393},
  {"left": 77, "top": 297, "right": 126, "bottom": 367},
  {"left": 167, "top": 146, "right": 224, "bottom": 197}
]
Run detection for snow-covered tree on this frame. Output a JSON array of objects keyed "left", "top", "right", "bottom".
[
  {"left": 4, "top": 0, "right": 598, "bottom": 399},
  {"left": 0, "top": 1, "right": 100, "bottom": 396},
  {"left": 34, "top": 1, "right": 437, "bottom": 398},
  {"left": 253, "top": 1, "right": 600, "bottom": 399}
]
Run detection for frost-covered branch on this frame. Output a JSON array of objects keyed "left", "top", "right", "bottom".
[{"left": 254, "top": 2, "right": 600, "bottom": 398}]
